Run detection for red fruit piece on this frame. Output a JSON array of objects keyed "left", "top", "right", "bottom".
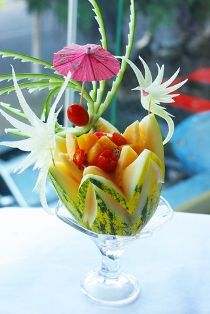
[
  {"left": 95, "top": 149, "right": 120, "bottom": 173},
  {"left": 94, "top": 132, "right": 108, "bottom": 138},
  {"left": 111, "top": 132, "right": 127, "bottom": 146},
  {"left": 73, "top": 148, "right": 86, "bottom": 169},
  {"left": 67, "top": 104, "right": 89, "bottom": 126}
]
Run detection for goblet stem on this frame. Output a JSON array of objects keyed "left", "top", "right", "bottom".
[
  {"left": 95, "top": 236, "right": 125, "bottom": 279},
  {"left": 81, "top": 236, "right": 140, "bottom": 306},
  {"left": 100, "top": 254, "right": 122, "bottom": 279}
]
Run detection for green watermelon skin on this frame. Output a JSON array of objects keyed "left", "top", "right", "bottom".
[{"left": 49, "top": 159, "right": 162, "bottom": 236}]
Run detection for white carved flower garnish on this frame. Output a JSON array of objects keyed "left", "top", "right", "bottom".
[
  {"left": 124, "top": 56, "right": 187, "bottom": 144},
  {"left": 0, "top": 68, "right": 70, "bottom": 212}
]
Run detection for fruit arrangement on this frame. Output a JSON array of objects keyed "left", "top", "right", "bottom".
[
  {"left": 0, "top": 0, "right": 187, "bottom": 235},
  {"left": 50, "top": 113, "right": 164, "bottom": 235}
]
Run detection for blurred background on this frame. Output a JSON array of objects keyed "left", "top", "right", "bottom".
[{"left": 0, "top": 0, "right": 210, "bottom": 212}]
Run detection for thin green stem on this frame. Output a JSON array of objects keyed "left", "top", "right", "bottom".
[
  {"left": 111, "top": 0, "right": 124, "bottom": 125},
  {"left": 41, "top": 87, "right": 60, "bottom": 121},
  {"left": 0, "top": 102, "right": 27, "bottom": 120},
  {"left": 80, "top": 82, "right": 85, "bottom": 104},
  {"left": 0, "top": 73, "right": 64, "bottom": 83},
  {"left": 90, "top": 81, "right": 98, "bottom": 102},
  {"left": 96, "top": 0, "right": 135, "bottom": 119},
  {"left": 5, "top": 128, "right": 29, "bottom": 138},
  {"left": 0, "top": 49, "right": 52, "bottom": 69},
  {"left": 88, "top": 0, "right": 108, "bottom": 110},
  {"left": 95, "top": 80, "right": 106, "bottom": 109}
]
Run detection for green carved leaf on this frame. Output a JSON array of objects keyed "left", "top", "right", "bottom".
[
  {"left": 97, "top": 0, "right": 136, "bottom": 117},
  {"left": 0, "top": 50, "right": 52, "bottom": 69}
]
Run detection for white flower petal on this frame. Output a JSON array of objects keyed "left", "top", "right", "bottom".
[
  {"left": 12, "top": 67, "right": 42, "bottom": 129},
  {"left": 121, "top": 57, "right": 146, "bottom": 87},
  {"left": 149, "top": 64, "right": 164, "bottom": 88},
  {"left": 140, "top": 91, "right": 151, "bottom": 111},
  {"left": 0, "top": 69, "right": 70, "bottom": 212},
  {"left": 169, "top": 93, "right": 180, "bottom": 98},
  {"left": 0, "top": 109, "right": 33, "bottom": 136},
  {"left": 0, "top": 138, "right": 34, "bottom": 151},
  {"left": 47, "top": 71, "right": 71, "bottom": 124},
  {"left": 160, "top": 68, "right": 180, "bottom": 88},
  {"left": 127, "top": 56, "right": 188, "bottom": 144},
  {"left": 132, "top": 86, "right": 141, "bottom": 91},
  {"left": 165, "top": 78, "right": 188, "bottom": 94},
  {"left": 139, "top": 56, "right": 153, "bottom": 86},
  {"left": 35, "top": 166, "right": 52, "bottom": 214},
  {"left": 158, "top": 96, "right": 174, "bottom": 103},
  {"left": 151, "top": 103, "right": 174, "bottom": 145},
  {"left": 15, "top": 151, "right": 38, "bottom": 173}
]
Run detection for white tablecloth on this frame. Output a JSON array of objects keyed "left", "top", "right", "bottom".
[{"left": 0, "top": 208, "right": 209, "bottom": 314}]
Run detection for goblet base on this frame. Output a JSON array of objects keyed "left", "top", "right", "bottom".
[{"left": 80, "top": 270, "right": 140, "bottom": 306}]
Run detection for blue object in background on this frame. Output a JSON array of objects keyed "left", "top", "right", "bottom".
[
  {"left": 171, "top": 111, "right": 210, "bottom": 175},
  {"left": 162, "top": 171, "right": 210, "bottom": 212},
  {"left": 163, "top": 111, "right": 210, "bottom": 212}
]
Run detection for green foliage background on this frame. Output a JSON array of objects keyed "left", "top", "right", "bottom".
[{"left": 24, "top": 0, "right": 210, "bottom": 40}]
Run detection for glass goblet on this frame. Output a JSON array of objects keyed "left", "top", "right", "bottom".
[{"left": 56, "top": 196, "right": 173, "bottom": 306}]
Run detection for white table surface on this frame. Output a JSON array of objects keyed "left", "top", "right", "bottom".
[{"left": 0, "top": 208, "right": 209, "bottom": 314}]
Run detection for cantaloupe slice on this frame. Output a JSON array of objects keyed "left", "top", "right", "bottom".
[
  {"left": 97, "top": 135, "right": 117, "bottom": 150},
  {"left": 77, "top": 133, "right": 98, "bottom": 152},
  {"left": 55, "top": 135, "right": 67, "bottom": 154},
  {"left": 49, "top": 165, "right": 79, "bottom": 202},
  {"left": 66, "top": 131, "right": 78, "bottom": 159},
  {"left": 84, "top": 183, "right": 97, "bottom": 227},
  {"left": 59, "top": 153, "right": 83, "bottom": 183},
  {"left": 122, "top": 149, "right": 151, "bottom": 200},
  {"left": 83, "top": 165, "right": 112, "bottom": 181},
  {"left": 95, "top": 117, "right": 119, "bottom": 133},
  {"left": 115, "top": 145, "right": 138, "bottom": 187},
  {"left": 123, "top": 120, "right": 143, "bottom": 154},
  {"left": 130, "top": 157, "right": 161, "bottom": 224},
  {"left": 53, "top": 161, "right": 75, "bottom": 179},
  {"left": 87, "top": 141, "right": 102, "bottom": 165},
  {"left": 123, "top": 120, "right": 139, "bottom": 143},
  {"left": 122, "top": 149, "right": 163, "bottom": 216},
  {"left": 139, "top": 114, "right": 164, "bottom": 167},
  {"left": 49, "top": 165, "right": 82, "bottom": 222}
]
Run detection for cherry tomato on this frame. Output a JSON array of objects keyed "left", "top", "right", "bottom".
[
  {"left": 67, "top": 104, "right": 89, "bottom": 126},
  {"left": 94, "top": 132, "right": 108, "bottom": 138},
  {"left": 73, "top": 148, "right": 86, "bottom": 169},
  {"left": 95, "top": 149, "right": 120, "bottom": 173},
  {"left": 111, "top": 132, "right": 127, "bottom": 146}
]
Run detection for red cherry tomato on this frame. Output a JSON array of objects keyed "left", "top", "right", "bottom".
[
  {"left": 95, "top": 149, "right": 120, "bottom": 173},
  {"left": 111, "top": 132, "right": 127, "bottom": 146},
  {"left": 67, "top": 104, "right": 89, "bottom": 126},
  {"left": 94, "top": 132, "right": 108, "bottom": 138},
  {"left": 73, "top": 148, "right": 86, "bottom": 169}
]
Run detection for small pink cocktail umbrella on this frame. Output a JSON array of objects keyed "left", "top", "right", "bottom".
[
  {"left": 53, "top": 44, "right": 120, "bottom": 126},
  {"left": 53, "top": 43, "right": 120, "bottom": 82}
]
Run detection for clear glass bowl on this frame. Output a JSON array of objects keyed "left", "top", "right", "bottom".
[{"left": 56, "top": 196, "right": 173, "bottom": 306}]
